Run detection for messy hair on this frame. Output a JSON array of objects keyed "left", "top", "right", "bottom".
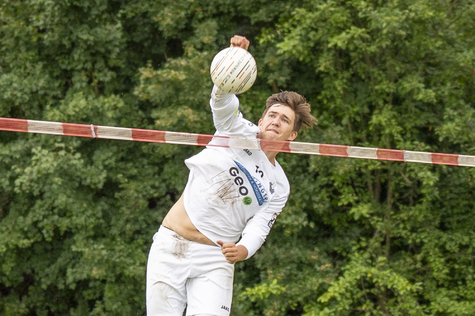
[{"left": 263, "top": 91, "right": 317, "bottom": 132}]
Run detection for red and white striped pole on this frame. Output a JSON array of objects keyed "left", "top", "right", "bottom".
[{"left": 1, "top": 117, "right": 474, "bottom": 167}]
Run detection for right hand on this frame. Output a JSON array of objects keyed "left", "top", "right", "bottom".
[{"left": 230, "top": 35, "right": 250, "bottom": 51}]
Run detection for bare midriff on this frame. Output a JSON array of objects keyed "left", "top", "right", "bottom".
[{"left": 162, "top": 194, "right": 216, "bottom": 246}]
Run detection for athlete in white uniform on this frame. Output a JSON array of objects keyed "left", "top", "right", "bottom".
[{"left": 146, "top": 35, "right": 317, "bottom": 316}]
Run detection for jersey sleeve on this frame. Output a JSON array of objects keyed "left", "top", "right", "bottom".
[
  {"left": 209, "top": 85, "right": 241, "bottom": 134},
  {"left": 236, "top": 191, "right": 289, "bottom": 259}
]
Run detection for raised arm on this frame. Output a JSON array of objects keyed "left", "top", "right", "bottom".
[{"left": 209, "top": 35, "right": 258, "bottom": 136}]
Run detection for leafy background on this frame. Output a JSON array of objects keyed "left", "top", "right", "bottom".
[{"left": 1, "top": 0, "right": 475, "bottom": 315}]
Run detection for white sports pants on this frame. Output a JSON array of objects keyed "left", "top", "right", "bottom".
[{"left": 146, "top": 226, "right": 234, "bottom": 316}]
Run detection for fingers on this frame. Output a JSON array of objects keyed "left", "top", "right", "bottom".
[
  {"left": 217, "top": 241, "right": 239, "bottom": 264},
  {"left": 230, "top": 35, "right": 250, "bottom": 50},
  {"left": 222, "top": 250, "right": 239, "bottom": 264}
]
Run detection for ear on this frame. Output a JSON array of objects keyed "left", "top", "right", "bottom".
[
  {"left": 287, "top": 131, "right": 298, "bottom": 141},
  {"left": 258, "top": 118, "right": 263, "bottom": 127}
]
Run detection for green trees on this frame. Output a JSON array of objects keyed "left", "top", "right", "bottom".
[{"left": 1, "top": 0, "right": 475, "bottom": 315}]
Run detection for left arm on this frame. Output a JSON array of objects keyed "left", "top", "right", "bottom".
[{"left": 220, "top": 192, "right": 288, "bottom": 263}]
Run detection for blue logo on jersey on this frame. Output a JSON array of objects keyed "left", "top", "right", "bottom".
[{"left": 234, "top": 161, "right": 269, "bottom": 206}]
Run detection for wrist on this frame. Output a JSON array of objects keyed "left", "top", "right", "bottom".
[{"left": 237, "top": 245, "right": 248, "bottom": 262}]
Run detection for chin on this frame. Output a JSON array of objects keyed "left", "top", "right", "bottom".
[{"left": 264, "top": 133, "right": 279, "bottom": 140}]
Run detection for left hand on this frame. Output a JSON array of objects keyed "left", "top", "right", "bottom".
[{"left": 217, "top": 241, "right": 248, "bottom": 264}]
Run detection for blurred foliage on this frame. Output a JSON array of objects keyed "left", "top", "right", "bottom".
[{"left": 1, "top": 0, "right": 475, "bottom": 315}]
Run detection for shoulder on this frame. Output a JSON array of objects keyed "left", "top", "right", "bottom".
[{"left": 273, "top": 160, "right": 290, "bottom": 191}]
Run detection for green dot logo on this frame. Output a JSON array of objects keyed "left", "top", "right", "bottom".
[{"left": 243, "top": 197, "right": 252, "bottom": 205}]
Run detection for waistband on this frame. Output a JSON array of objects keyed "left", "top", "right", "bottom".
[{"left": 158, "top": 225, "right": 189, "bottom": 241}]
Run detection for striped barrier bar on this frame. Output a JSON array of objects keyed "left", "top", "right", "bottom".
[{"left": 1, "top": 117, "right": 474, "bottom": 167}]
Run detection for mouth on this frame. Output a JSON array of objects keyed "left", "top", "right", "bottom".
[{"left": 266, "top": 128, "right": 279, "bottom": 134}]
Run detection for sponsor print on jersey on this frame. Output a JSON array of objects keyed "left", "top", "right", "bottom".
[
  {"left": 233, "top": 160, "right": 269, "bottom": 206},
  {"left": 268, "top": 213, "right": 278, "bottom": 228},
  {"left": 206, "top": 170, "right": 241, "bottom": 206}
]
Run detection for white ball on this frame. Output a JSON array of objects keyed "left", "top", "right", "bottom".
[{"left": 210, "top": 47, "right": 257, "bottom": 94}]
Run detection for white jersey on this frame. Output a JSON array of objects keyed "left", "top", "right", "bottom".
[{"left": 183, "top": 86, "right": 290, "bottom": 259}]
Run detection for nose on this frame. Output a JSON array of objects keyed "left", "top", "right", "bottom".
[{"left": 271, "top": 117, "right": 280, "bottom": 126}]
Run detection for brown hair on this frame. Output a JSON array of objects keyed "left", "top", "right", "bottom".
[{"left": 263, "top": 91, "right": 317, "bottom": 132}]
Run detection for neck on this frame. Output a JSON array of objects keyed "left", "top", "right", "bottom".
[{"left": 264, "top": 150, "right": 278, "bottom": 166}]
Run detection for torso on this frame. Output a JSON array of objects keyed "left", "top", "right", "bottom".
[
  {"left": 161, "top": 87, "right": 289, "bottom": 247},
  {"left": 162, "top": 194, "right": 215, "bottom": 245}
]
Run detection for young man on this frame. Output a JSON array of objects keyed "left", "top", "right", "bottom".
[{"left": 146, "top": 35, "right": 317, "bottom": 316}]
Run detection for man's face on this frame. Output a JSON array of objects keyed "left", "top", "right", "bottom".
[{"left": 258, "top": 104, "right": 298, "bottom": 141}]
